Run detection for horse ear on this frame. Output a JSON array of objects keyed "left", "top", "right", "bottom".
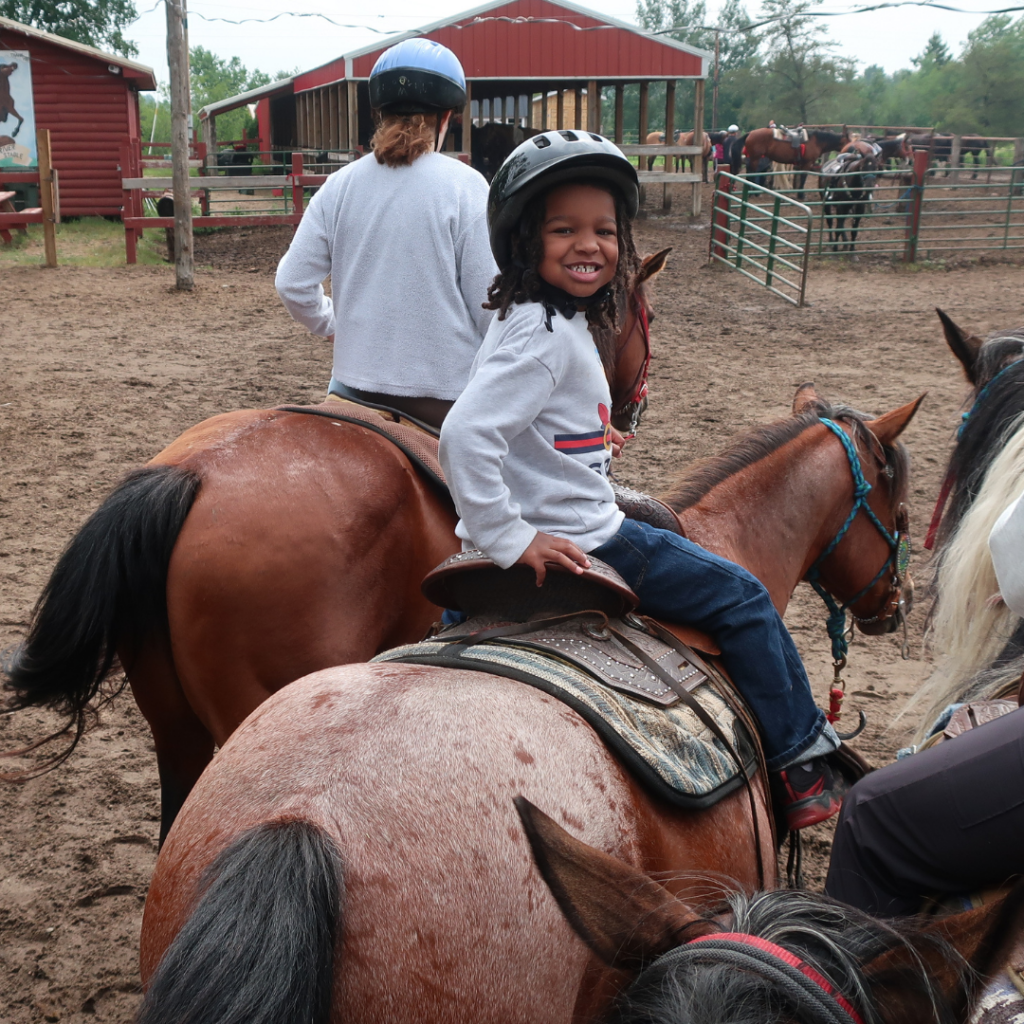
[
  {"left": 639, "top": 247, "right": 673, "bottom": 283},
  {"left": 936, "top": 308, "right": 984, "bottom": 384},
  {"left": 862, "top": 881, "right": 1024, "bottom": 1024},
  {"left": 863, "top": 394, "right": 925, "bottom": 446},
  {"left": 514, "top": 797, "right": 713, "bottom": 970},
  {"left": 792, "top": 382, "right": 821, "bottom": 414}
]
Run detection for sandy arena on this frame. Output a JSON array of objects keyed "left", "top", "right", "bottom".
[{"left": 2, "top": 206, "right": 1023, "bottom": 1022}]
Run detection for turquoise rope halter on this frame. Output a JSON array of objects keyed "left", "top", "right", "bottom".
[{"left": 803, "top": 418, "right": 900, "bottom": 664}]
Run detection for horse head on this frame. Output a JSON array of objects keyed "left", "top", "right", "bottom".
[
  {"left": 792, "top": 384, "right": 922, "bottom": 640},
  {"left": 937, "top": 307, "right": 1024, "bottom": 389},
  {"left": 609, "top": 247, "right": 671, "bottom": 436},
  {"left": 517, "top": 796, "right": 1024, "bottom": 1024}
]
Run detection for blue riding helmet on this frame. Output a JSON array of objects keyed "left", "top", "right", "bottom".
[
  {"left": 369, "top": 39, "right": 467, "bottom": 114},
  {"left": 487, "top": 130, "right": 639, "bottom": 270}
]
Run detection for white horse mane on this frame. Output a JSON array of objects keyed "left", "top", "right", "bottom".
[{"left": 905, "top": 414, "right": 1024, "bottom": 740}]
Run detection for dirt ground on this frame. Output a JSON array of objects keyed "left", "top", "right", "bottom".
[{"left": 2, "top": 191, "right": 1023, "bottom": 1022}]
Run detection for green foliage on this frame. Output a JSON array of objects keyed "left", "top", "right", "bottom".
[
  {"left": 0, "top": 0, "right": 138, "bottom": 56},
  {"left": 190, "top": 46, "right": 270, "bottom": 142},
  {"left": 633, "top": 0, "right": 1022, "bottom": 136}
]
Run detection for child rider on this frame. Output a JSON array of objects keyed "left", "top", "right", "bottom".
[{"left": 439, "top": 130, "right": 843, "bottom": 830}]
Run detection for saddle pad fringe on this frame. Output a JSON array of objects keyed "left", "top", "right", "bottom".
[{"left": 374, "top": 639, "right": 757, "bottom": 810}]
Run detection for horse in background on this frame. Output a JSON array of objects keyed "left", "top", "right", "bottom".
[
  {"left": 519, "top": 798, "right": 1024, "bottom": 1024},
  {"left": 2, "top": 251, "right": 669, "bottom": 843},
  {"left": 471, "top": 123, "right": 540, "bottom": 180},
  {"left": 820, "top": 148, "right": 880, "bottom": 252},
  {"left": 903, "top": 310, "right": 1024, "bottom": 739},
  {"left": 731, "top": 126, "right": 850, "bottom": 193}
]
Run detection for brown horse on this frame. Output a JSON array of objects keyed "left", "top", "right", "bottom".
[
  {"left": 732, "top": 126, "right": 850, "bottom": 189},
  {"left": 3, "top": 254, "right": 668, "bottom": 842},
  {"left": 135, "top": 386, "right": 920, "bottom": 1024}
]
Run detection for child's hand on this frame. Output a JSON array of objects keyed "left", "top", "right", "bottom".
[
  {"left": 517, "top": 533, "right": 591, "bottom": 586},
  {"left": 608, "top": 425, "right": 627, "bottom": 458}
]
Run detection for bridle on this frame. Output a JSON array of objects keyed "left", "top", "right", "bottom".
[
  {"left": 654, "top": 932, "right": 865, "bottom": 1024},
  {"left": 803, "top": 418, "right": 911, "bottom": 731},
  {"left": 612, "top": 296, "right": 651, "bottom": 439}
]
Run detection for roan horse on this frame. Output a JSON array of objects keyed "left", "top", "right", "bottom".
[
  {"left": 2, "top": 252, "right": 669, "bottom": 843},
  {"left": 134, "top": 387, "right": 919, "bottom": 1023},
  {"left": 519, "top": 798, "right": 1024, "bottom": 1024},
  {"left": 731, "top": 126, "right": 851, "bottom": 192}
]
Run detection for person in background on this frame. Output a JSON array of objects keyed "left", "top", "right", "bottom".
[
  {"left": 275, "top": 39, "right": 496, "bottom": 429},
  {"left": 826, "top": 488, "right": 1024, "bottom": 915}
]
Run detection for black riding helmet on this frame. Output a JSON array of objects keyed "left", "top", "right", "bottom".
[
  {"left": 368, "top": 39, "right": 467, "bottom": 115},
  {"left": 488, "top": 130, "right": 640, "bottom": 270}
]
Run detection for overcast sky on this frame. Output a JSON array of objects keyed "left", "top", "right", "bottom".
[{"left": 127, "top": 0, "right": 1008, "bottom": 88}]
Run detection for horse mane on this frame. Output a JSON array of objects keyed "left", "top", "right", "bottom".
[
  {"left": 907, "top": 417, "right": 1024, "bottom": 740},
  {"left": 607, "top": 888, "right": 954, "bottom": 1024},
  {"left": 936, "top": 337, "right": 1024, "bottom": 552},
  {"left": 662, "top": 399, "right": 909, "bottom": 515},
  {"left": 810, "top": 129, "right": 846, "bottom": 149}
]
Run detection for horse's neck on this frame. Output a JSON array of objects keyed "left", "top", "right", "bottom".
[{"left": 674, "top": 430, "right": 848, "bottom": 615}]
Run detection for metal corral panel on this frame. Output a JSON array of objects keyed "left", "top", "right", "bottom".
[
  {"left": 294, "top": 0, "right": 707, "bottom": 92},
  {"left": 0, "top": 20, "right": 155, "bottom": 217}
]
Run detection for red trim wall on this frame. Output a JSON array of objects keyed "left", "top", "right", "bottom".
[
  {"left": 294, "top": 0, "right": 703, "bottom": 92},
  {"left": 0, "top": 26, "right": 146, "bottom": 217}
]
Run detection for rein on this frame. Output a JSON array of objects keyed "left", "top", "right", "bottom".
[
  {"left": 613, "top": 298, "right": 652, "bottom": 439},
  {"left": 662, "top": 933, "right": 866, "bottom": 1024},
  {"left": 803, "top": 418, "right": 910, "bottom": 727}
]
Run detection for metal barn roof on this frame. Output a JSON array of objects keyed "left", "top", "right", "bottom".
[{"left": 292, "top": 0, "right": 710, "bottom": 94}]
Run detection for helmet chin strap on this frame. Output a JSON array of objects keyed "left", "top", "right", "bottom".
[
  {"left": 434, "top": 111, "right": 452, "bottom": 153},
  {"left": 538, "top": 280, "right": 612, "bottom": 331}
]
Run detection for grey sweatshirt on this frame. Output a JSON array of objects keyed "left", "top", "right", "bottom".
[
  {"left": 275, "top": 152, "right": 497, "bottom": 401},
  {"left": 440, "top": 300, "right": 625, "bottom": 568}
]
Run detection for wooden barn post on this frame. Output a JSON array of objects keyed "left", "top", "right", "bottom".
[
  {"left": 663, "top": 79, "right": 675, "bottom": 212},
  {"left": 638, "top": 81, "right": 649, "bottom": 172},
  {"left": 574, "top": 87, "right": 583, "bottom": 130},
  {"left": 347, "top": 82, "right": 359, "bottom": 150},
  {"left": 37, "top": 128, "right": 57, "bottom": 267},
  {"left": 462, "top": 82, "right": 472, "bottom": 163},
  {"left": 166, "top": 0, "right": 194, "bottom": 289},
  {"left": 556, "top": 90, "right": 565, "bottom": 130},
  {"left": 614, "top": 85, "right": 624, "bottom": 143},
  {"left": 691, "top": 78, "right": 705, "bottom": 216},
  {"left": 587, "top": 80, "right": 600, "bottom": 133}
]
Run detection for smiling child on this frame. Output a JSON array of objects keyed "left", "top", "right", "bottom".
[{"left": 440, "top": 131, "right": 844, "bottom": 829}]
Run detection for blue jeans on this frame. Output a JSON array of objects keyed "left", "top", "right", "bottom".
[{"left": 591, "top": 519, "right": 831, "bottom": 771}]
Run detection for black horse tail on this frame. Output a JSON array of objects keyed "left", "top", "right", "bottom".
[
  {"left": 138, "top": 820, "right": 342, "bottom": 1024},
  {"left": 730, "top": 134, "right": 748, "bottom": 175},
  {"left": 2, "top": 464, "right": 200, "bottom": 769}
]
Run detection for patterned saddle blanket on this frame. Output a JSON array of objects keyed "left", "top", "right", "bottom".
[{"left": 374, "top": 612, "right": 759, "bottom": 810}]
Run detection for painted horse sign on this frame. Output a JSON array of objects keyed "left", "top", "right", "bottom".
[{"left": 0, "top": 51, "right": 36, "bottom": 167}]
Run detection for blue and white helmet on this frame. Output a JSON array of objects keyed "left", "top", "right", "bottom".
[{"left": 369, "top": 39, "right": 467, "bottom": 114}]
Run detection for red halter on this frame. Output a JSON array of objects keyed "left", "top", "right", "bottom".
[{"left": 687, "top": 932, "right": 866, "bottom": 1024}]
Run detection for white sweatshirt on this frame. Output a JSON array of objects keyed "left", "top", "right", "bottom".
[
  {"left": 440, "top": 300, "right": 625, "bottom": 568},
  {"left": 275, "top": 152, "right": 497, "bottom": 401},
  {"left": 990, "top": 490, "right": 1024, "bottom": 616}
]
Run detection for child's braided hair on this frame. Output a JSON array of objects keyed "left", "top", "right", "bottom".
[{"left": 483, "top": 181, "right": 641, "bottom": 381}]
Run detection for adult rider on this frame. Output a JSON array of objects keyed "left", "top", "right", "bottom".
[
  {"left": 275, "top": 39, "right": 496, "bottom": 429},
  {"left": 826, "top": 488, "right": 1024, "bottom": 915}
]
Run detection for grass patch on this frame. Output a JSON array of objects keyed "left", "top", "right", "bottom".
[{"left": 0, "top": 216, "right": 168, "bottom": 267}]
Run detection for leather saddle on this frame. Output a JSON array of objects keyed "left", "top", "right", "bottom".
[
  {"left": 422, "top": 550, "right": 720, "bottom": 708},
  {"left": 774, "top": 125, "right": 807, "bottom": 149}
]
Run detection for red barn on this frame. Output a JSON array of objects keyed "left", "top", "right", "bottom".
[
  {"left": 201, "top": 0, "right": 709, "bottom": 158},
  {"left": 0, "top": 15, "right": 156, "bottom": 217}
]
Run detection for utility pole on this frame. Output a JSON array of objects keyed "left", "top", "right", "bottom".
[
  {"left": 166, "top": 0, "right": 194, "bottom": 290},
  {"left": 711, "top": 29, "right": 720, "bottom": 131}
]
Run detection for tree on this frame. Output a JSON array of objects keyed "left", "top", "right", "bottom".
[
  {"left": 741, "top": 0, "right": 855, "bottom": 125},
  {"left": 189, "top": 46, "right": 271, "bottom": 142},
  {"left": 0, "top": 0, "right": 138, "bottom": 56},
  {"left": 912, "top": 31, "right": 951, "bottom": 69},
  {"left": 944, "top": 15, "right": 1024, "bottom": 134}
]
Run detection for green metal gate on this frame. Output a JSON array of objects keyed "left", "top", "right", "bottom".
[{"left": 709, "top": 172, "right": 814, "bottom": 306}]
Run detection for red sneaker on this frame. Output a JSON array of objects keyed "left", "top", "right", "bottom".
[{"left": 773, "top": 758, "right": 847, "bottom": 830}]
